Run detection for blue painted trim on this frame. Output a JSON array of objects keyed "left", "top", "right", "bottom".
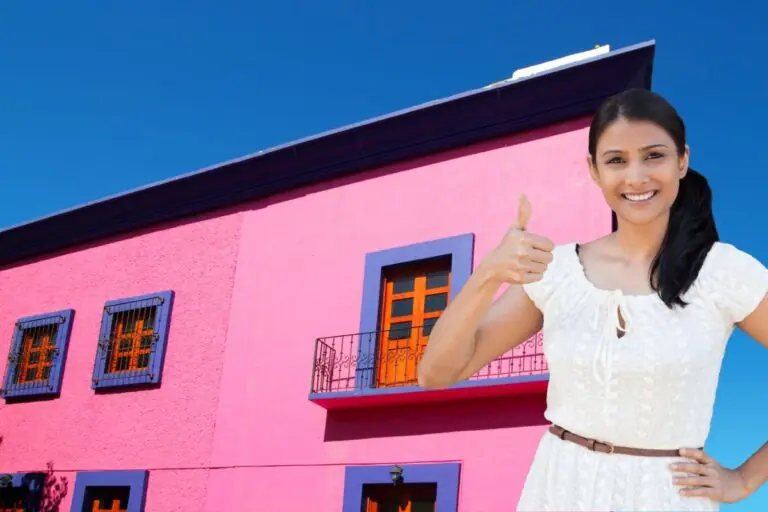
[
  {"left": 70, "top": 470, "right": 148, "bottom": 512},
  {"left": 8, "top": 472, "right": 45, "bottom": 491},
  {"left": 0, "top": 42, "right": 655, "bottom": 268},
  {"left": 342, "top": 462, "right": 460, "bottom": 511},
  {"left": 311, "top": 373, "right": 549, "bottom": 401},
  {"left": 92, "top": 290, "right": 174, "bottom": 390},
  {"left": 2, "top": 309, "right": 74, "bottom": 401},
  {"left": 0, "top": 472, "right": 45, "bottom": 512},
  {"left": 356, "top": 233, "right": 475, "bottom": 389}
]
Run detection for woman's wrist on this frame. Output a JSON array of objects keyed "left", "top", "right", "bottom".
[
  {"left": 738, "top": 464, "right": 766, "bottom": 495},
  {"left": 469, "top": 261, "right": 505, "bottom": 295},
  {"left": 737, "top": 441, "right": 768, "bottom": 495}
]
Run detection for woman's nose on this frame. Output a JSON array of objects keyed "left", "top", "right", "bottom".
[{"left": 624, "top": 163, "right": 650, "bottom": 185}]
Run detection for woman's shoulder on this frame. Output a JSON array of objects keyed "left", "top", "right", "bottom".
[
  {"left": 695, "top": 241, "right": 768, "bottom": 323},
  {"left": 539, "top": 241, "right": 580, "bottom": 278},
  {"left": 701, "top": 241, "right": 765, "bottom": 274},
  {"left": 550, "top": 241, "right": 579, "bottom": 262},
  {"left": 522, "top": 241, "right": 581, "bottom": 312}
]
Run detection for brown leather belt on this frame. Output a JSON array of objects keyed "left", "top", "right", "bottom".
[{"left": 549, "top": 425, "right": 692, "bottom": 457}]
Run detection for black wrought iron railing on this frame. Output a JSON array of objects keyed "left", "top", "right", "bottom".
[{"left": 310, "top": 326, "right": 547, "bottom": 394}]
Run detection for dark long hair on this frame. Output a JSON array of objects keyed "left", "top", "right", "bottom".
[{"left": 588, "top": 89, "right": 719, "bottom": 308}]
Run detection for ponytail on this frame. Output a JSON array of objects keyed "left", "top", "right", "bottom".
[
  {"left": 589, "top": 89, "right": 720, "bottom": 308},
  {"left": 650, "top": 168, "right": 719, "bottom": 308}
]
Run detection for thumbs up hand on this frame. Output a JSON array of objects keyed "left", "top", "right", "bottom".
[
  {"left": 515, "top": 192, "right": 532, "bottom": 231},
  {"left": 477, "top": 194, "right": 555, "bottom": 286}
]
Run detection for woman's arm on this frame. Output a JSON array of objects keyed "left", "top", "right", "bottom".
[
  {"left": 417, "top": 271, "right": 543, "bottom": 389},
  {"left": 738, "top": 294, "right": 768, "bottom": 349},
  {"left": 734, "top": 295, "right": 768, "bottom": 493},
  {"left": 663, "top": 284, "right": 768, "bottom": 502},
  {"left": 418, "top": 195, "right": 554, "bottom": 389},
  {"left": 738, "top": 441, "right": 768, "bottom": 495}
]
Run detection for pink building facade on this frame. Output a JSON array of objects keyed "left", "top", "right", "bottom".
[{"left": 0, "top": 42, "right": 655, "bottom": 511}]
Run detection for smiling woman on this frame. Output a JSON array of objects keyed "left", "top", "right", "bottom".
[
  {"left": 584, "top": 90, "right": 720, "bottom": 308},
  {"left": 418, "top": 89, "right": 768, "bottom": 511}
]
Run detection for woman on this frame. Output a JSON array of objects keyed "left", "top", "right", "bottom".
[{"left": 418, "top": 88, "right": 768, "bottom": 511}]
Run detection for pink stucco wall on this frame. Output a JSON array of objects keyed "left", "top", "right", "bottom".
[
  {"left": 0, "top": 116, "right": 612, "bottom": 511},
  {"left": 208, "top": 117, "right": 612, "bottom": 510},
  {"left": 0, "top": 212, "right": 243, "bottom": 511}
]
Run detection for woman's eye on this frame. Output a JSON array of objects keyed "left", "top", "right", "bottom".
[
  {"left": 606, "top": 157, "right": 624, "bottom": 164},
  {"left": 647, "top": 152, "right": 664, "bottom": 159}
]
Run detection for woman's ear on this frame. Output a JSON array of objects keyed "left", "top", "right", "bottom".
[{"left": 679, "top": 145, "right": 690, "bottom": 179}]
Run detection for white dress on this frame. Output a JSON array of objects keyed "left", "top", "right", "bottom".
[{"left": 517, "top": 241, "right": 768, "bottom": 512}]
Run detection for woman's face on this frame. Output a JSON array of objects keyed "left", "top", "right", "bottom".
[{"left": 588, "top": 117, "right": 689, "bottom": 227}]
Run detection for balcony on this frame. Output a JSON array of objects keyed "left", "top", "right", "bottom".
[{"left": 309, "top": 325, "right": 548, "bottom": 409}]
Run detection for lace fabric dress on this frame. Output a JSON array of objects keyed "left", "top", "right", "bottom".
[{"left": 516, "top": 242, "right": 768, "bottom": 511}]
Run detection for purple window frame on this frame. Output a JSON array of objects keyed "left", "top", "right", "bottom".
[
  {"left": 2, "top": 309, "right": 74, "bottom": 401},
  {"left": 70, "top": 470, "right": 148, "bottom": 512},
  {"left": 92, "top": 290, "right": 174, "bottom": 390},
  {"left": 0, "top": 472, "right": 44, "bottom": 511},
  {"left": 356, "top": 233, "right": 474, "bottom": 388},
  {"left": 342, "top": 462, "right": 461, "bottom": 511}
]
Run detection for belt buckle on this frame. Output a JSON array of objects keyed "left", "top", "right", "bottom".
[{"left": 590, "top": 439, "right": 616, "bottom": 454}]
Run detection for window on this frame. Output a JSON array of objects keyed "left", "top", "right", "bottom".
[
  {"left": 92, "top": 291, "right": 174, "bottom": 390},
  {"left": 357, "top": 233, "right": 474, "bottom": 389},
  {"left": 71, "top": 470, "right": 148, "bottom": 512},
  {"left": 342, "top": 463, "right": 460, "bottom": 512},
  {"left": 377, "top": 257, "right": 451, "bottom": 387},
  {"left": 362, "top": 483, "right": 437, "bottom": 512},
  {"left": 84, "top": 486, "right": 130, "bottom": 512},
  {"left": 0, "top": 473, "right": 44, "bottom": 512},
  {"left": 2, "top": 310, "right": 74, "bottom": 401},
  {"left": 106, "top": 307, "right": 155, "bottom": 374}
]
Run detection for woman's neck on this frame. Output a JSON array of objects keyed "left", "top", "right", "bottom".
[{"left": 613, "top": 213, "right": 669, "bottom": 262}]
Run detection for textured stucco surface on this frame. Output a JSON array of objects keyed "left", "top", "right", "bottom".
[
  {"left": 0, "top": 118, "right": 613, "bottom": 511},
  {"left": 208, "top": 118, "right": 613, "bottom": 510},
  {"left": 0, "top": 212, "right": 242, "bottom": 511},
  {"left": 34, "top": 469, "right": 210, "bottom": 512}
]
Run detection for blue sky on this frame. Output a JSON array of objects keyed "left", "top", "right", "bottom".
[{"left": 2, "top": 1, "right": 766, "bottom": 510}]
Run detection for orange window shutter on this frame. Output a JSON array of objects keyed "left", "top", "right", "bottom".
[
  {"left": 17, "top": 327, "right": 56, "bottom": 384},
  {"left": 108, "top": 309, "right": 155, "bottom": 373}
]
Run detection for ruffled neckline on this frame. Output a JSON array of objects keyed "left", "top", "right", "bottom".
[{"left": 563, "top": 242, "right": 661, "bottom": 302}]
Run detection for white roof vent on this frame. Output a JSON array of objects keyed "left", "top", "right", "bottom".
[
  {"left": 484, "top": 44, "right": 610, "bottom": 88},
  {"left": 512, "top": 44, "right": 610, "bottom": 80}
]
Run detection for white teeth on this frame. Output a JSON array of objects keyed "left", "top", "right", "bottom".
[{"left": 623, "top": 191, "right": 656, "bottom": 202}]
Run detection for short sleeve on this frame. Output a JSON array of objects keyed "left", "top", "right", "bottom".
[
  {"left": 523, "top": 243, "right": 572, "bottom": 314},
  {"left": 701, "top": 242, "right": 768, "bottom": 324}
]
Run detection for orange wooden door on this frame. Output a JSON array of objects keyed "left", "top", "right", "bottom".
[
  {"left": 92, "top": 499, "right": 126, "bottom": 512},
  {"left": 88, "top": 487, "right": 129, "bottom": 512},
  {"left": 377, "top": 258, "right": 450, "bottom": 387},
  {"left": 363, "top": 483, "right": 437, "bottom": 512}
]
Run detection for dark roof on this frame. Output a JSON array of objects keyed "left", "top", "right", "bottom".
[{"left": 0, "top": 40, "right": 655, "bottom": 268}]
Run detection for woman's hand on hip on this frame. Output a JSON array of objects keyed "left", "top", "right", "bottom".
[{"left": 671, "top": 448, "right": 751, "bottom": 503}]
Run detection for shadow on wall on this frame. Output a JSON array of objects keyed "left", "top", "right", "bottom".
[
  {"left": 0, "top": 461, "right": 68, "bottom": 512},
  {"left": 40, "top": 462, "right": 68, "bottom": 512},
  {"left": 323, "top": 393, "right": 547, "bottom": 442}
]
